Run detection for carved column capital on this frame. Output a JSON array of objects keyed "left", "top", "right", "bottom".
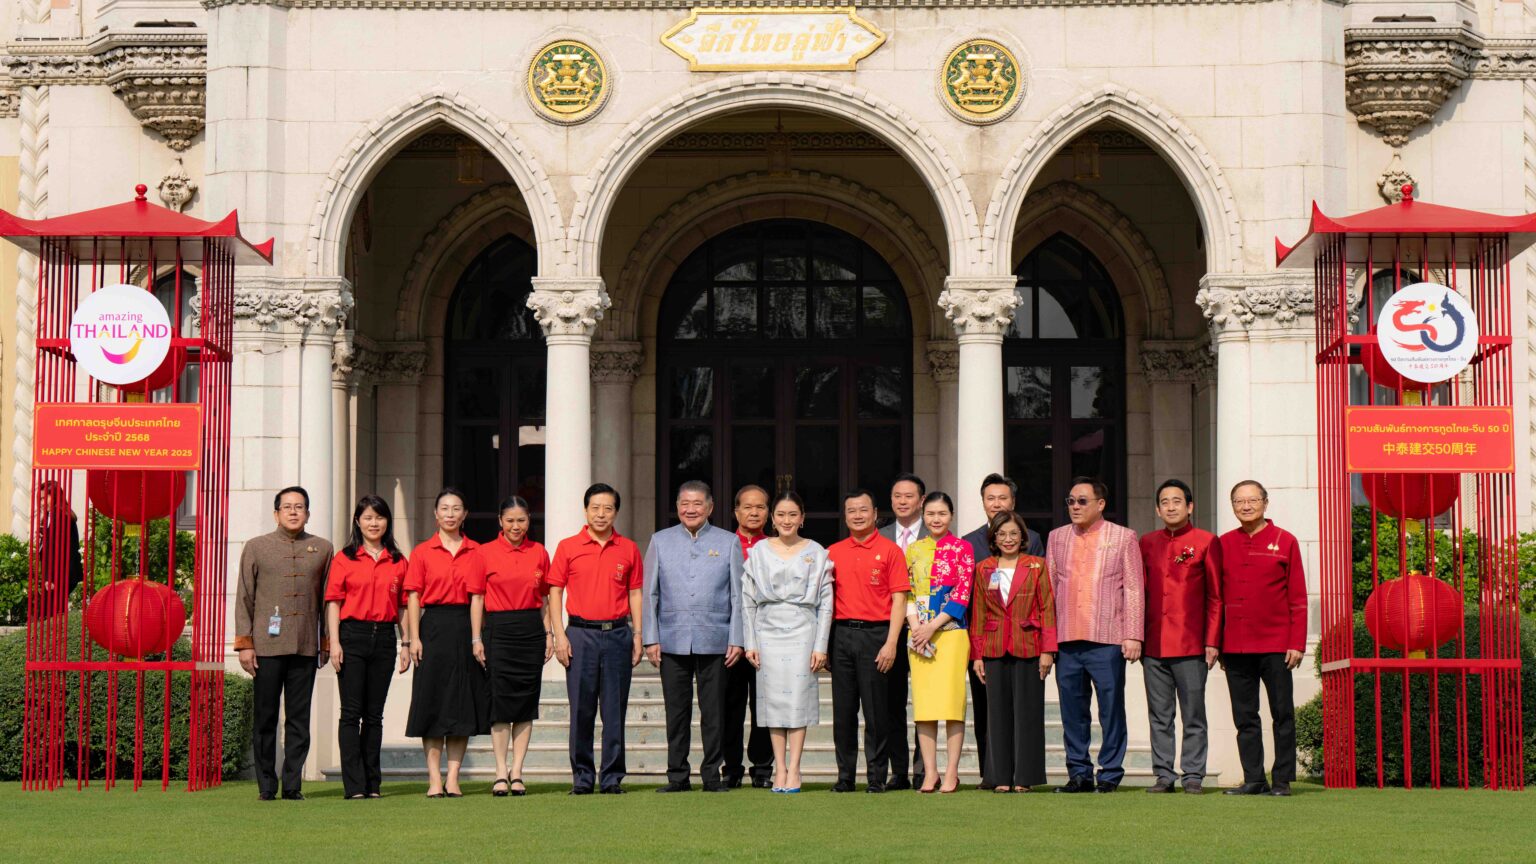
[
  {"left": 1197, "top": 273, "right": 1317, "bottom": 339},
  {"left": 938, "top": 276, "right": 1020, "bottom": 339},
  {"left": 234, "top": 278, "right": 354, "bottom": 336},
  {"left": 1139, "top": 339, "right": 1215, "bottom": 384},
  {"left": 528, "top": 277, "right": 611, "bottom": 340},
  {"left": 925, "top": 340, "right": 958, "bottom": 384},
  {"left": 591, "top": 341, "right": 643, "bottom": 385}
]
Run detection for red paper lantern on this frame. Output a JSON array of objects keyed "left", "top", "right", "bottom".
[
  {"left": 1364, "top": 573, "right": 1462, "bottom": 654},
  {"left": 85, "top": 578, "right": 186, "bottom": 657},
  {"left": 88, "top": 469, "right": 186, "bottom": 523},
  {"left": 120, "top": 348, "right": 187, "bottom": 395},
  {"left": 1360, "top": 339, "right": 1430, "bottom": 393},
  {"left": 1360, "top": 472, "right": 1460, "bottom": 521}
]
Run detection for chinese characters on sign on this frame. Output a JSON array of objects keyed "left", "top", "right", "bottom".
[
  {"left": 33, "top": 403, "right": 203, "bottom": 471},
  {"left": 1344, "top": 405, "right": 1514, "bottom": 473},
  {"left": 1373, "top": 282, "right": 1479, "bottom": 383}
]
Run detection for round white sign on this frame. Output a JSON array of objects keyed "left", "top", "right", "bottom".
[
  {"left": 1373, "top": 282, "right": 1479, "bottom": 384},
  {"left": 69, "top": 284, "right": 172, "bottom": 386}
]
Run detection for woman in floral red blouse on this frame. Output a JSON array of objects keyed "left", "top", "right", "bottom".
[{"left": 904, "top": 491, "right": 974, "bottom": 793}]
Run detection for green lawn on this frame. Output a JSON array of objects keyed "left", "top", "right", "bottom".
[{"left": 1, "top": 780, "right": 1532, "bottom": 862}]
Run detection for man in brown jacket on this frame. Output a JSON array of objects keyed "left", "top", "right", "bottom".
[{"left": 234, "top": 486, "right": 333, "bottom": 800}]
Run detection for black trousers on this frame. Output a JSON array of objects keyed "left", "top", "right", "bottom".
[
  {"left": 970, "top": 665, "right": 990, "bottom": 781},
  {"left": 982, "top": 656, "right": 1046, "bottom": 788},
  {"left": 1224, "top": 652, "right": 1297, "bottom": 784},
  {"left": 830, "top": 623, "right": 891, "bottom": 786},
  {"left": 722, "top": 657, "right": 773, "bottom": 782},
  {"left": 336, "top": 621, "right": 396, "bottom": 797},
  {"left": 252, "top": 653, "right": 317, "bottom": 796},
  {"left": 660, "top": 652, "right": 727, "bottom": 785}
]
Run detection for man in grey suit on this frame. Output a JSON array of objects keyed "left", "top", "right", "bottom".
[
  {"left": 878, "top": 472, "right": 927, "bottom": 791},
  {"left": 643, "top": 480, "right": 745, "bottom": 793}
]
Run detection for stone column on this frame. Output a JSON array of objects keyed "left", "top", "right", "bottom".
[
  {"left": 371, "top": 344, "right": 428, "bottom": 548},
  {"left": 1139, "top": 338, "right": 1214, "bottom": 500},
  {"left": 331, "top": 332, "right": 356, "bottom": 543},
  {"left": 591, "top": 341, "right": 643, "bottom": 537},
  {"left": 925, "top": 341, "right": 959, "bottom": 500},
  {"left": 938, "top": 277, "right": 1020, "bottom": 532},
  {"left": 297, "top": 288, "right": 353, "bottom": 547},
  {"left": 528, "top": 278, "right": 611, "bottom": 548},
  {"left": 1197, "top": 278, "right": 1254, "bottom": 534}
]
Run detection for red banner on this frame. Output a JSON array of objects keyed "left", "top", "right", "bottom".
[
  {"left": 1345, "top": 405, "right": 1514, "bottom": 473},
  {"left": 33, "top": 403, "right": 203, "bottom": 470}
]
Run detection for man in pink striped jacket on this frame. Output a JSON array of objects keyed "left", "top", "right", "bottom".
[{"left": 1046, "top": 476, "right": 1145, "bottom": 793}]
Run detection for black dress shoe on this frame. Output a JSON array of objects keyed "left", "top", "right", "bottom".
[
  {"left": 723, "top": 776, "right": 743, "bottom": 789},
  {"left": 703, "top": 784, "right": 730, "bottom": 793},
  {"left": 1094, "top": 781, "right": 1118, "bottom": 794},
  {"left": 751, "top": 777, "right": 774, "bottom": 789},
  {"left": 656, "top": 781, "right": 692, "bottom": 793},
  {"left": 886, "top": 777, "right": 912, "bottom": 792},
  {"left": 865, "top": 782, "right": 886, "bottom": 794},
  {"left": 1146, "top": 779, "right": 1176, "bottom": 793},
  {"left": 977, "top": 782, "right": 996, "bottom": 791},
  {"left": 280, "top": 791, "right": 304, "bottom": 801},
  {"left": 1182, "top": 781, "right": 1204, "bottom": 795},
  {"left": 830, "top": 781, "right": 855, "bottom": 793},
  {"left": 1268, "top": 783, "right": 1292, "bottom": 797},
  {"left": 258, "top": 791, "right": 276, "bottom": 801},
  {"left": 1054, "top": 776, "right": 1093, "bottom": 794},
  {"left": 1223, "top": 782, "right": 1271, "bottom": 796},
  {"left": 569, "top": 787, "right": 594, "bottom": 796},
  {"left": 599, "top": 786, "right": 626, "bottom": 795}
]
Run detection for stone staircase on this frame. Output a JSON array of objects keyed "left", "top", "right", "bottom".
[{"left": 328, "top": 666, "right": 1162, "bottom": 786}]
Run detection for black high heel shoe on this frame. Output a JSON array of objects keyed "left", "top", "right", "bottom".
[{"left": 509, "top": 777, "right": 527, "bottom": 797}]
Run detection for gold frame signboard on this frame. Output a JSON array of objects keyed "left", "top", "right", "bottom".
[{"left": 662, "top": 7, "right": 887, "bottom": 72}]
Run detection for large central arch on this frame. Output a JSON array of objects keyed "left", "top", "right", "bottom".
[{"left": 568, "top": 74, "right": 979, "bottom": 278}]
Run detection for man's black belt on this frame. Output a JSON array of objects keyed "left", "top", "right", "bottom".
[
  {"left": 835, "top": 619, "right": 887, "bottom": 629},
  {"left": 568, "top": 616, "right": 630, "bottom": 631}
]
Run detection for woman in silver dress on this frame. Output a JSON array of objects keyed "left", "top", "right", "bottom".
[{"left": 742, "top": 490, "right": 834, "bottom": 794}]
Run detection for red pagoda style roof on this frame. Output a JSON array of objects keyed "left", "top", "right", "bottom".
[
  {"left": 0, "top": 185, "right": 274, "bottom": 265},
  {"left": 1276, "top": 185, "right": 1536, "bottom": 267}
]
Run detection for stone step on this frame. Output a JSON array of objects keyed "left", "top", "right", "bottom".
[{"left": 535, "top": 697, "right": 1064, "bottom": 725}]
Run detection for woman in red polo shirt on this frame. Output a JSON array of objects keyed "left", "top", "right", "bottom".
[
  {"left": 405, "top": 487, "right": 490, "bottom": 798},
  {"left": 325, "top": 494, "right": 410, "bottom": 799},
  {"left": 478, "top": 495, "right": 553, "bottom": 797}
]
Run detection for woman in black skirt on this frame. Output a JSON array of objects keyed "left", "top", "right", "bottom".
[
  {"left": 404, "top": 487, "right": 490, "bottom": 798},
  {"left": 476, "top": 495, "right": 553, "bottom": 796}
]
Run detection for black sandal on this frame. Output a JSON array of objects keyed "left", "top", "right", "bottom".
[
  {"left": 509, "top": 777, "right": 527, "bottom": 797},
  {"left": 492, "top": 778, "right": 510, "bottom": 797}
]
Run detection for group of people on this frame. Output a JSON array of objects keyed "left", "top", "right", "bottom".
[{"left": 232, "top": 469, "right": 1306, "bottom": 800}]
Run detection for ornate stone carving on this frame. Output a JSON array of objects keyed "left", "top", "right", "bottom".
[
  {"left": 939, "top": 38, "right": 1026, "bottom": 125},
  {"left": 1344, "top": 26, "right": 1478, "bottom": 147},
  {"left": 938, "top": 277, "right": 1020, "bottom": 337},
  {"left": 925, "top": 341, "right": 958, "bottom": 384},
  {"left": 345, "top": 341, "right": 429, "bottom": 383},
  {"left": 235, "top": 284, "right": 355, "bottom": 334},
  {"left": 0, "top": 77, "right": 17, "bottom": 119},
  {"left": 11, "top": 83, "right": 46, "bottom": 536},
  {"left": 201, "top": 0, "right": 1280, "bottom": 9},
  {"left": 1139, "top": 341, "right": 1215, "bottom": 383},
  {"left": 1376, "top": 152, "right": 1416, "bottom": 204},
  {"left": 527, "top": 279, "right": 610, "bottom": 339},
  {"left": 591, "top": 342, "right": 643, "bottom": 384},
  {"left": 93, "top": 31, "right": 207, "bottom": 152},
  {"left": 2, "top": 47, "right": 104, "bottom": 85},
  {"left": 1196, "top": 274, "right": 1316, "bottom": 334},
  {"left": 157, "top": 157, "right": 197, "bottom": 212},
  {"left": 332, "top": 334, "right": 358, "bottom": 383}
]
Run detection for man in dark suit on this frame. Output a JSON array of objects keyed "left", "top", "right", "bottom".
[
  {"left": 877, "top": 472, "right": 927, "bottom": 791},
  {"left": 958, "top": 473, "right": 1043, "bottom": 788}
]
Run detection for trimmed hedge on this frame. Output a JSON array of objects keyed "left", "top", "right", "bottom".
[
  {"left": 0, "top": 613, "right": 253, "bottom": 782},
  {"left": 1296, "top": 607, "right": 1536, "bottom": 786}
]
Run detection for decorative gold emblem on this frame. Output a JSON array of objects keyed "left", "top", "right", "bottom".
[
  {"left": 940, "top": 39, "right": 1025, "bottom": 125},
  {"left": 527, "top": 39, "right": 610, "bottom": 124}
]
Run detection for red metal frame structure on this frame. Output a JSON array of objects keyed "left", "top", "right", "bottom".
[
  {"left": 1, "top": 185, "right": 272, "bottom": 791},
  {"left": 1279, "top": 186, "right": 1530, "bottom": 790}
]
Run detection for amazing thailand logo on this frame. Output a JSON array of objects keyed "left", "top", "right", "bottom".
[
  {"left": 68, "top": 284, "right": 173, "bottom": 386},
  {"left": 1374, "top": 282, "right": 1478, "bottom": 384}
]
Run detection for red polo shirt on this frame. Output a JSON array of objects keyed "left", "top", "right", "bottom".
[
  {"left": 480, "top": 535, "right": 551, "bottom": 613},
  {"left": 404, "top": 534, "right": 485, "bottom": 606},
  {"left": 737, "top": 530, "right": 766, "bottom": 558},
  {"left": 325, "top": 548, "right": 408, "bottom": 623},
  {"left": 827, "top": 531, "right": 911, "bottom": 621},
  {"left": 1139, "top": 523, "right": 1223, "bottom": 659},
  {"left": 547, "top": 529, "right": 644, "bottom": 621},
  {"left": 1218, "top": 520, "right": 1307, "bottom": 654}
]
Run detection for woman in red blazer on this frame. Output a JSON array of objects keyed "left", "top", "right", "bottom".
[{"left": 969, "top": 511, "right": 1057, "bottom": 792}]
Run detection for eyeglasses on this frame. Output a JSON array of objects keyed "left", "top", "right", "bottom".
[
  {"left": 1231, "top": 497, "right": 1265, "bottom": 507},
  {"left": 278, "top": 504, "right": 307, "bottom": 513},
  {"left": 1064, "top": 497, "right": 1101, "bottom": 508}
]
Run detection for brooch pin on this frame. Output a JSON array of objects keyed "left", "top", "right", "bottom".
[
  {"left": 1266, "top": 542, "right": 1280, "bottom": 553},
  {"left": 306, "top": 546, "right": 317, "bottom": 553},
  {"left": 803, "top": 555, "right": 814, "bottom": 564},
  {"left": 1027, "top": 562, "right": 1042, "bottom": 570},
  {"left": 708, "top": 549, "right": 720, "bottom": 557},
  {"left": 1173, "top": 546, "right": 1196, "bottom": 565},
  {"left": 874, "top": 554, "right": 882, "bottom": 561}
]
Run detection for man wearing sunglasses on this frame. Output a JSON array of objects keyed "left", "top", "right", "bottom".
[{"left": 1046, "top": 476, "right": 1144, "bottom": 794}]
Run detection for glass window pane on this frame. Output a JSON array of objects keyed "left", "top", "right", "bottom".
[
  {"left": 731, "top": 426, "right": 776, "bottom": 501},
  {"left": 804, "top": 518, "right": 842, "bottom": 544},
  {"left": 454, "top": 366, "right": 500, "bottom": 419},
  {"left": 857, "top": 365, "right": 903, "bottom": 419},
  {"left": 516, "top": 366, "right": 545, "bottom": 422},
  {"left": 713, "top": 285, "right": 757, "bottom": 336},
  {"left": 857, "top": 425, "right": 901, "bottom": 499},
  {"left": 669, "top": 428, "right": 714, "bottom": 491},
  {"left": 448, "top": 237, "right": 539, "bottom": 341},
  {"left": 1007, "top": 286, "right": 1033, "bottom": 339},
  {"left": 1069, "top": 425, "right": 1109, "bottom": 489},
  {"left": 451, "top": 425, "right": 500, "bottom": 513},
  {"left": 1071, "top": 366, "right": 1111, "bottom": 419},
  {"left": 515, "top": 426, "right": 545, "bottom": 518},
  {"left": 861, "top": 285, "right": 902, "bottom": 335},
  {"left": 813, "top": 285, "right": 857, "bottom": 339},
  {"left": 671, "top": 366, "right": 714, "bottom": 419},
  {"left": 713, "top": 233, "right": 758, "bottom": 281},
  {"left": 1033, "top": 242, "right": 1081, "bottom": 282},
  {"left": 1004, "top": 425, "right": 1053, "bottom": 516},
  {"left": 674, "top": 291, "right": 709, "bottom": 339},
  {"left": 1038, "top": 284, "right": 1080, "bottom": 338},
  {"left": 765, "top": 286, "right": 807, "bottom": 339},
  {"left": 795, "top": 366, "right": 840, "bottom": 420},
  {"left": 764, "top": 234, "right": 808, "bottom": 281},
  {"left": 795, "top": 426, "right": 840, "bottom": 517},
  {"left": 813, "top": 232, "right": 858, "bottom": 280},
  {"left": 729, "top": 364, "right": 775, "bottom": 419},
  {"left": 1005, "top": 366, "right": 1051, "bottom": 420}
]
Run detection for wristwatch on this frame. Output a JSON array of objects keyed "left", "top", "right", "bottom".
[{"left": 400, "top": 640, "right": 412, "bottom": 647}]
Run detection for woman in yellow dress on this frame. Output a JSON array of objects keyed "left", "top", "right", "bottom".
[{"left": 904, "top": 492, "right": 975, "bottom": 793}]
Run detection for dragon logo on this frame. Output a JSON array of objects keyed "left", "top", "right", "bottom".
[{"left": 1375, "top": 282, "right": 1478, "bottom": 384}]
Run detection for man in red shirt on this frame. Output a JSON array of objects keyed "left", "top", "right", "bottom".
[
  {"left": 826, "top": 489, "right": 909, "bottom": 793},
  {"left": 547, "top": 483, "right": 645, "bottom": 795},
  {"left": 1218, "top": 480, "right": 1306, "bottom": 797},
  {"left": 1138, "top": 479, "right": 1222, "bottom": 794},
  {"left": 723, "top": 484, "right": 774, "bottom": 789}
]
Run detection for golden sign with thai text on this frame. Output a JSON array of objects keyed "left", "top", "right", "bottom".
[{"left": 661, "top": 7, "right": 886, "bottom": 72}]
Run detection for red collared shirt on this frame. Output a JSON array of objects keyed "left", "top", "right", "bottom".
[
  {"left": 1218, "top": 520, "right": 1307, "bottom": 654},
  {"left": 480, "top": 535, "right": 551, "bottom": 613},
  {"left": 737, "top": 530, "right": 766, "bottom": 558},
  {"left": 325, "top": 548, "right": 408, "bottom": 623},
  {"left": 827, "top": 532, "right": 911, "bottom": 621},
  {"left": 547, "top": 529, "right": 644, "bottom": 621},
  {"left": 404, "top": 534, "right": 485, "bottom": 606},
  {"left": 1139, "top": 523, "right": 1223, "bottom": 659}
]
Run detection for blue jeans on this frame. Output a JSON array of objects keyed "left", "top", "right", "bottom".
[
  {"left": 1055, "top": 640, "right": 1128, "bottom": 786},
  {"left": 565, "top": 623, "right": 634, "bottom": 790}
]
